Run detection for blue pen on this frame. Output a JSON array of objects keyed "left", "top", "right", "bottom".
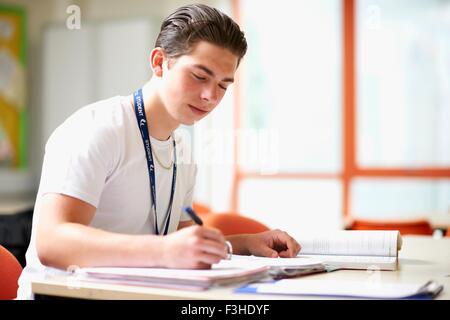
[{"left": 184, "top": 206, "right": 204, "bottom": 225}]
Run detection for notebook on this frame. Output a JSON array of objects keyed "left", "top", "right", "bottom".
[
  {"left": 296, "top": 230, "right": 402, "bottom": 271},
  {"left": 236, "top": 279, "right": 443, "bottom": 299},
  {"left": 73, "top": 261, "right": 269, "bottom": 291}
]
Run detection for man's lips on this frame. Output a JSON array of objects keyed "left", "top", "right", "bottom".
[{"left": 188, "top": 104, "right": 208, "bottom": 115}]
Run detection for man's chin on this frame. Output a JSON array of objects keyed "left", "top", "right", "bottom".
[
  {"left": 181, "top": 115, "right": 205, "bottom": 126},
  {"left": 179, "top": 118, "right": 197, "bottom": 126}
]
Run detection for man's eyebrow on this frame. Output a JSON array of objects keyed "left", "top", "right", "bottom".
[{"left": 193, "top": 64, "right": 234, "bottom": 83}]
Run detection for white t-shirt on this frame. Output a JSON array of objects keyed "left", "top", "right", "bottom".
[{"left": 17, "top": 95, "right": 196, "bottom": 299}]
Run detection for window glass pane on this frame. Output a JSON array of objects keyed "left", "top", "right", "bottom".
[
  {"left": 357, "top": 0, "right": 450, "bottom": 168},
  {"left": 351, "top": 178, "right": 450, "bottom": 219},
  {"left": 239, "top": 179, "right": 342, "bottom": 238},
  {"left": 240, "top": 0, "right": 342, "bottom": 173}
]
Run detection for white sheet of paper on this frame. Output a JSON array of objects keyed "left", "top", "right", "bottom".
[
  {"left": 253, "top": 279, "right": 431, "bottom": 299},
  {"left": 220, "top": 254, "right": 324, "bottom": 268},
  {"left": 77, "top": 261, "right": 268, "bottom": 281}
]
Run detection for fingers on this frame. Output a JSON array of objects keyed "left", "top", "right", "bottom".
[
  {"left": 188, "top": 226, "right": 228, "bottom": 264},
  {"left": 272, "top": 230, "right": 302, "bottom": 257},
  {"left": 195, "top": 239, "right": 228, "bottom": 259},
  {"left": 188, "top": 241, "right": 227, "bottom": 267},
  {"left": 200, "top": 226, "right": 226, "bottom": 243},
  {"left": 278, "top": 249, "right": 296, "bottom": 258},
  {"left": 190, "top": 225, "right": 227, "bottom": 248},
  {"left": 192, "top": 262, "right": 212, "bottom": 269},
  {"left": 164, "top": 226, "right": 230, "bottom": 269},
  {"left": 196, "top": 251, "right": 226, "bottom": 265},
  {"left": 258, "top": 246, "right": 279, "bottom": 258}
]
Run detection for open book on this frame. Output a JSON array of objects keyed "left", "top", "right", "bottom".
[{"left": 296, "top": 230, "right": 403, "bottom": 271}]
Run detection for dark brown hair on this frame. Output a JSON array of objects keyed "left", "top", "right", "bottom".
[{"left": 155, "top": 4, "right": 247, "bottom": 64}]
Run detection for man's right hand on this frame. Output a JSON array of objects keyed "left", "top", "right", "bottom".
[{"left": 161, "top": 225, "right": 229, "bottom": 269}]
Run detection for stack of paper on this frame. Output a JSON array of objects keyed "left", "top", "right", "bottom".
[
  {"left": 74, "top": 261, "right": 269, "bottom": 291},
  {"left": 72, "top": 255, "right": 327, "bottom": 290}
]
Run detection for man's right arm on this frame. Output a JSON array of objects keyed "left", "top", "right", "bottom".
[{"left": 36, "top": 193, "right": 228, "bottom": 270}]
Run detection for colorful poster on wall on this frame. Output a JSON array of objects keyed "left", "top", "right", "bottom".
[{"left": 0, "top": 5, "right": 26, "bottom": 168}]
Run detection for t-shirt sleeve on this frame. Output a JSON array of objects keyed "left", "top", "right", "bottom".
[
  {"left": 179, "top": 164, "right": 197, "bottom": 222},
  {"left": 38, "top": 119, "right": 118, "bottom": 208}
]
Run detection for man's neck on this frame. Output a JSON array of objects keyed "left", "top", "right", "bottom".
[{"left": 138, "top": 80, "right": 179, "bottom": 141}]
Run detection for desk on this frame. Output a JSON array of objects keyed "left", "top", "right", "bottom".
[{"left": 31, "top": 236, "right": 450, "bottom": 300}]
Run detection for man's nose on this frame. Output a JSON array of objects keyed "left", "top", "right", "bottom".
[{"left": 201, "top": 84, "right": 219, "bottom": 104}]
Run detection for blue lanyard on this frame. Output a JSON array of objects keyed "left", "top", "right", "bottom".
[{"left": 133, "top": 89, "right": 177, "bottom": 235}]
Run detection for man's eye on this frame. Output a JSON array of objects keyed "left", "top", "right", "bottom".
[
  {"left": 193, "top": 73, "right": 206, "bottom": 81},
  {"left": 219, "top": 84, "right": 227, "bottom": 91}
]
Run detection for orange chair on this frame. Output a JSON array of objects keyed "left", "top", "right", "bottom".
[
  {"left": 192, "top": 202, "right": 212, "bottom": 218},
  {"left": 446, "top": 228, "right": 450, "bottom": 237},
  {"left": 202, "top": 212, "right": 270, "bottom": 235},
  {"left": 0, "top": 245, "right": 23, "bottom": 300},
  {"left": 349, "top": 219, "right": 434, "bottom": 236}
]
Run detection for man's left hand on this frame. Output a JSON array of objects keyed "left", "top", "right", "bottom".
[{"left": 245, "top": 229, "right": 301, "bottom": 258}]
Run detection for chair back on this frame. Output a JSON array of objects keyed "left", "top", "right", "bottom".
[
  {"left": 349, "top": 219, "right": 434, "bottom": 235},
  {"left": 0, "top": 245, "right": 23, "bottom": 300},
  {"left": 192, "top": 202, "right": 212, "bottom": 217},
  {"left": 202, "top": 212, "right": 270, "bottom": 235}
]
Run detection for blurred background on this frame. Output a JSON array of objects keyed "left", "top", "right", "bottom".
[{"left": 0, "top": 0, "right": 449, "bottom": 266}]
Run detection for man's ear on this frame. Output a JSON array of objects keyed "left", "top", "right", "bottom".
[{"left": 150, "top": 47, "right": 165, "bottom": 77}]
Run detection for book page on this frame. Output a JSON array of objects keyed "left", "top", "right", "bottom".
[
  {"left": 299, "top": 254, "right": 397, "bottom": 271},
  {"left": 297, "top": 231, "right": 401, "bottom": 257}
]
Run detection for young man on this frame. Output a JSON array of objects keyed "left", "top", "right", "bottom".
[{"left": 17, "top": 4, "right": 301, "bottom": 299}]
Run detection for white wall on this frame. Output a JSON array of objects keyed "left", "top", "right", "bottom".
[
  {"left": 0, "top": 0, "right": 57, "bottom": 195},
  {"left": 41, "top": 19, "right": 155, "bottom": 145}
]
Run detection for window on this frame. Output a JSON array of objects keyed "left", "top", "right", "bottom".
[
  {"left": 353, "top": 0, "right": 450, "bottom": 219},
  {"left": 233, "top": 0, "right": 450, "bottom": 230},
  {"left": 357, "top": 0, "right": 450, "bottom": 168},
  {"left": 236, "top": 0, "right": 343, "bottom": 233}
]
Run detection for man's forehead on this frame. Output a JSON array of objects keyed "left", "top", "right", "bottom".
[{"left": 180, "top": 42, "right": 238, "bottom": 73}]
